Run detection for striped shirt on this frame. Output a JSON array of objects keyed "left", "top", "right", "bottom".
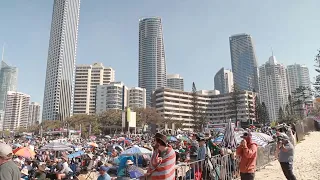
[{"left": 148, "top": 146, "right": 176, "bottom": 180}]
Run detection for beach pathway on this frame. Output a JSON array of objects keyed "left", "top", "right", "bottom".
[{"left": 255, "top": 131, "right": 320, "bottom": 180}]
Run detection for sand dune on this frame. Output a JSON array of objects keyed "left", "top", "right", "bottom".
[{"left": 255, "top": 131, "right": 320, "bottom": 180}]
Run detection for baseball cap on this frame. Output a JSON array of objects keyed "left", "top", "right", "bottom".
[
  {"left": 0, "top": 143, "right": 13, "bottom": 158},
  {"left": 240, "top": 132, "right": 252, "bottom": 138},
  {"left": 99, "top": 166, "right": 109, "bottom": 172}
]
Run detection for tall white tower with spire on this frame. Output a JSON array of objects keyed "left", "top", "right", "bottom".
[{"left": 259, "top": 55, "right": 289, "bottom": 121}]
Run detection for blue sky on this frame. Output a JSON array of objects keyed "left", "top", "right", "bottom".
[{"left": 0, "top": 0, "right": 319, "bottom": 105}]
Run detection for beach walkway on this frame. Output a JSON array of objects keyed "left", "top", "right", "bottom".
[{"left": 255, "top": 131, "right": 320, "bottom": 180}]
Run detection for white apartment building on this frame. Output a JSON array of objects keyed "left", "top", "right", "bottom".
[
  {"left": 167, "top": 74, "right": 184, "bottom": 91},
  {"left": 73, "top": 63, "right": 115, "bottom": 114},
  {"left": 152, "top": 87, "right": 256, "bottom": 130},
  {"left": 214, "top": 68, "right": 233, "bottom": 94},
  {"left": 286, "top": 64, "right": 310, "bottom": 94},
  {"left": 28, "top": 102, "right": 41, "bottom": 125},
  {"left": 96, "top": 82, "right": 128, "bottom": 113},
  {"left": 128, "top": 87, "right": 147, "bottom": 109},
  {"left": 259, "top": 56, "right": 289, "bottom": 121},
  {"left": 3, "top": 91, "right": 30, "bottom": 131}
]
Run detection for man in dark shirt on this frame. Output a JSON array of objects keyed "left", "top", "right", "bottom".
[{"left": 0, "top": 143, "right": 20, "bottom": 180}]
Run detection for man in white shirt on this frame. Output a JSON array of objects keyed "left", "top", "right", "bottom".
[{"left": 56, "top": 156, "right": 73, "bottom": 180}]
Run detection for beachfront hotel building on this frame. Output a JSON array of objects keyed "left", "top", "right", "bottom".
[
  {"left": 138, "top": 17, "right": 167, "bottom": 105},
  {"left": 259, "top": 56, "right": 289, "bottom": 121},
  {"left": 96, "top": 82, "right": 147, "bottom": 113},
  {"left": 128, "top": 87, "right": 147, "bottom": 109},
  {"left": 152, "top": 87, "right": 256, "bottom": 130},
  {"left": 167, "top": 74, "right": 184, "bottom": 91},
  {"left": 73, "top": 63, "right": 115, "bottom": 115},
  {"left": 286, "top": 64, "right": 310, "bottom": 94},
  {"left": 95, "top": 82, "right": 128, "bottom": 113},
  {"left": 3, "top": 91, "right": 30, "bottom": 131},
  {"left": 214, "top": 68, "right": 233, "bottom": 94},
  {"left": 229, "top": 34, "right": 259, "bottom": 92},
  {"left": 42, "top": 0, "right": 81, "bottom": 121},
  {"left": 28, "top": 102, "right": 41, "bottom": 125}
]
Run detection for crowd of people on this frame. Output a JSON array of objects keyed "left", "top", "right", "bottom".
[{"left": 0, "top": 122, "right": 299, "bottom": 180}]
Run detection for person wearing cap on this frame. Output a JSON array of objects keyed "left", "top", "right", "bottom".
[
  {"left": 236, "top": 132, "right": 257, "bottom": 180},
  {"left": 277, "top": 135, "right": 296, "bottom": 180},
  {"left": 20, "top": 168, "right": 29, "bottom": 180},
  {"left": 0, "top": 142, "right": 20, "bottom": 180},
  {"left": 146, "top": 132, "right": 176, "bottom": 180},
  {"left": 56, "top": 156, "right": 73, "bottom": 180},
  {"left": 34, "top": 165, "right": 47, "bottom": 180},
  {"left": 97, "top": 166, "right": 111, "bottom": 180},
  {"left": 197, "top": 137, "right": 206, "bottom": 160}
]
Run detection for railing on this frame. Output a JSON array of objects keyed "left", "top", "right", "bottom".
[{"left": 175, "top": 143, "right": 277, "bottom": 180}]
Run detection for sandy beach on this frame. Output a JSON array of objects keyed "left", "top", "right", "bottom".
[{"left": 255, "top": 131, "right": 320, "bottom": 180}]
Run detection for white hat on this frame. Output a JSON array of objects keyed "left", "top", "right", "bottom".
[
  {"left": 0, "top": 143, "right": 12, "bottom": 158},
  {"left": 126, "top": 160, "right": 134, "bottom": 165},
  {"left": 21, "top": 168, "right": 29, "bottom": 175}
]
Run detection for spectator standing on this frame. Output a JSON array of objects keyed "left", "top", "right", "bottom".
[
  {"left": 0, "top": 143, "right": 20, "bottom": 180},
  {"left": 197, "top": 137, "right": 206, "bottom": 160},
  {"left": 146, "top": 132, "right": 176, "bottom": 180},
  {"left": 236, "top": 132, "right": 258, "bottom": 180},
  {"left": 277, "top": 135, "right": 297, "bottom": 180},
  {"left": 97, "top": 166, "right": 111, "bottom": 180}
]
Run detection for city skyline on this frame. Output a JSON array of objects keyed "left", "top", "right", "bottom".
[{"left": 0, "top": 1, "right": 319, "bottom": 106}]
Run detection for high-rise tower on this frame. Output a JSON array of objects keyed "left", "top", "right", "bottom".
[
  {"left": 42, "top": 0, "right": 81, "bottom": 121},
  {"left": 214, "top": 68, "right": 233, "bottom": 94},
  {"left": 286, "top": 64, "right": 310, "bottom": 94},
  {"left": 259, "top": 56, "right": 289, "bottom": 121},
  {"left": 138, "top": 17, "right": 166, "bottom": 105},
  {"left": 229, "top": 34, "right": 259, "bottom": 92},
  {"left": 167, "top": 74, "right": 184, "bottom": 91}
]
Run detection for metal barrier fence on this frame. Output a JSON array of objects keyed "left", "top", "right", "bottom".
[{"left": 175, "top": 143, "right": 277, "bottom": 180}]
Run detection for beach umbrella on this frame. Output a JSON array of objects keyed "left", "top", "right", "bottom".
[
  {"left": 251, "top": 132, "right": 274, "bottom": 142},
  {"left": 113, "top": 144, "right": 124, "bottom": 152},
  {"left": 121, "top": 145, "right": 152, "bottom": 155},
  {"left": 235, "top": 131, "right": 273, "bottom": 147},
  {"left": 167, "top": 136, "right": 177, "bottom": 142},
  {"left": 213, "top": 136, "right": 224, "bottom": 143},
  {"left": 13, "top": 147, "right": 36, "bottom": 158},
  {"left": 177, "top": 136, "right": 190, "bottom": 142},
  {"left": 13, "top": 143, "right": 22, "bottom": 148},
  {"left": 67, "top": 151, "right": 84, "bottom": 158},
  {"left": 40, "top": 142, "right": 73, "bottom": 151},
  {"left": 118, "top": 137, "right": 125, "bottom": 141},
  {"left": 87, "top": 142, "right": 98, "bottom": 147},
  {"left": 221, "top": 119, "right": 237, "bottom": 149}
]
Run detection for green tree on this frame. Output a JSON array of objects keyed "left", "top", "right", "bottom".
[
  {"left": 190, "top": 82, "right": 207, "bottom": 131},
  {"left": 66, "top": 114, "right": 100, "bottom": 138},
  {"left": 254, "top": 96, "right": 262, "bottom": 123},
  {"left": 98, "top": 109, "right": 122, "bottom": 126},
  {"left": 260, "top": 102, "right": 269, "bottom": 126},
  {"left": 278, "top": 107, "right": 285, "bottom": 123},
  {"left": 292, "top": 86, "right": 313, "bottom": 118},
  {"left": 314, "top": 50, "right": 320, "bottom": 97},
  {"left": 228, "top": 84, "right": 241, "bottom": 126}
]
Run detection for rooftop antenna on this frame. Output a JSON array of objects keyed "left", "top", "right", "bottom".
[
  {"left": 271, "top": 47, "right": 274, "bottom": 56},
  {"left": 1, "top": 43, "right": 5, "bottom": 62}
]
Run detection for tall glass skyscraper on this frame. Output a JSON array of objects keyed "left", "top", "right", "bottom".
[
  {"left": 138, "top": 17, "right": 167, "bottom": 105},
  {"left": 229, "top": 34, "right": 259, "bottom": 92},
  {"left": 0, "top": 61, "right": 18, "bottom": 111},
  {"left": 42, "top": 0, "right": 81, "bottom": 121}
]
